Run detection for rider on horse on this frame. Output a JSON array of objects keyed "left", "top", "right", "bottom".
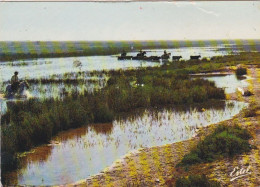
[
  {"left": 161, "top": 50, "right": 170, "bottom": 60},
  {"left": 11, "top": 71, "right": 19, "bottom": 93},
  {"left": 121, "top": 50, "right": 127, "bottom": 57}
]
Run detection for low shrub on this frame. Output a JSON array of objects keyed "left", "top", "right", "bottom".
[
  {"left": 235, "top": 67, "right": 247, "bottom": 76},
  {"left": 178, "top": 125, "right": 252, "bottom": 167}
]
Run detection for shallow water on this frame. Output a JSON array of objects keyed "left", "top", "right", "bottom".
[
  {"left": 3, "top": 100, "right": 247, "bottom": 185},
  {"left": 201, "top": 74, "right": 249, "bottom": 94},
  {"left": 0, "top": 46, "right": 234, "bottom": 83}
]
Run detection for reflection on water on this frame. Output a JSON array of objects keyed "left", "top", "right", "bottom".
[
  {"left": 202, "top": 74, "right": 249, "bottom": 94},
  {"left": 3, "top": 100, "right": 247, "bottom": 185}
]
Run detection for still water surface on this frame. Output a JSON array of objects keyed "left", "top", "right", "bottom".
[{"left": 4, "top": 100, "right": 247, "bottom": 185}]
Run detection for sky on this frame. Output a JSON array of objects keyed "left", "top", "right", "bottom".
[{"left": 0, "top": 1, "right": 260, "bottom": 41}]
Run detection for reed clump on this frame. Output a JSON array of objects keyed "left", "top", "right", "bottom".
[
  {"left": 177, "top": 124, "right": 252, "bottom": 167},
  {"left": 105, "top": 72, "right": 225, "bottom": 112}
]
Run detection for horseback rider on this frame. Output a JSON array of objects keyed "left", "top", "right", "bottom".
[
  {"left": 137, "top": 50, "right": 146, "bottom": 57},
  {"left": 162, "top": 50, "right": 170, "bottom": 59},
  {"left": 137, "top": 50, "right": 142, "bottom": 56},
  {"left": 11, "top": 71, "right": 19, "bottom": 93},
  {"left": 121, "top": 50, "right": 127, "bottom": 57}
]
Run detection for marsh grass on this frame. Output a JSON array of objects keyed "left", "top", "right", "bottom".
[
  {"left": 177, "top": 124, "right": 252, "bottom": 167},
  {"left": 105, "top": 71, "right": 225, "bottom": 113}
]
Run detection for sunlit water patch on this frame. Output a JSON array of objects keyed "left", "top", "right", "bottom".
[
  {"left": 201, "top": 74, "right": 249, "bottom": 94},
  {"left": 0, "top": 56, "right": 158, "bottom": 82},
  {"left": 3, "top": 100, "right": 247, "bottom": 185}
]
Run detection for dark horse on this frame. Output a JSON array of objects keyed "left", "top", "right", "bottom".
[
  {"left": 5, "top": 81, "right": 30, "bottom": 98},
  {"left": 132, "top": 51, "right": 147, "bottom": 60},
  {"left": 118, "top": 51, "right": 133, "bottom": 60},
  {"left": 161, "top": 53, "right": 171, "bottom": 60},
  {"left": 137, "top": 51, "right": 147, "bottom": 57}
]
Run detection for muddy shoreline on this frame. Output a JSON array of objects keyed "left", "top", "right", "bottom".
[{"left": 70, "top": 65, "right": 259, "bottom": 187}]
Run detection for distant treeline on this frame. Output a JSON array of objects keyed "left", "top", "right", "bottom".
[{"left": 0, "top": 39, "right": 259, "bottom": 61}]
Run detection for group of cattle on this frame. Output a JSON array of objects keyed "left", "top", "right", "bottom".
[
  {"left": 118, "top": 51, "right": 201, "bottom": 62},
  {"left": 172, "top": 55, "right": 201, "bottom": 61}
]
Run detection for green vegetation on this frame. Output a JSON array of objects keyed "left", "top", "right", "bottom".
[
  {"left": 235, "top": 67, "right": 247, "bottom": 76},
  {"left": 105, "top": 72, "right": 225, "bottom": 112},
  {"left": 177, "top": 124, "right": 252, "bottom": 167},
  {"left": 174, "top": 175, "right": 221, "bottom": 187}
]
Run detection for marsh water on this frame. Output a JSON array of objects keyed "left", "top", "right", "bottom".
[
  {"left": 0, "top": 45, "right": 251, "bottom": 185},
  {"left": 194, "top": 74, "right": 249, "bottom": 94},
  {"left": 0, "top": 45, "right": 241, "bottom": 82},
  {"left": 3, "top": 100, "right": 247, "bottom": 185}
]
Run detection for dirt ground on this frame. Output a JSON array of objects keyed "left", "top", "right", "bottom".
[{"left": 70, "top": 65, "right": 259, "bottom": 187}]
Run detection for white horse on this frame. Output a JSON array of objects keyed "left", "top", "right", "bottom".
[{"left": 5, "top": 81, "right": 30, "bottom": 98}]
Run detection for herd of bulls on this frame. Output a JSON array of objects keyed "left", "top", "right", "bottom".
[{"left": 118, "top": 50, "right": 201, "bottom": 62}]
